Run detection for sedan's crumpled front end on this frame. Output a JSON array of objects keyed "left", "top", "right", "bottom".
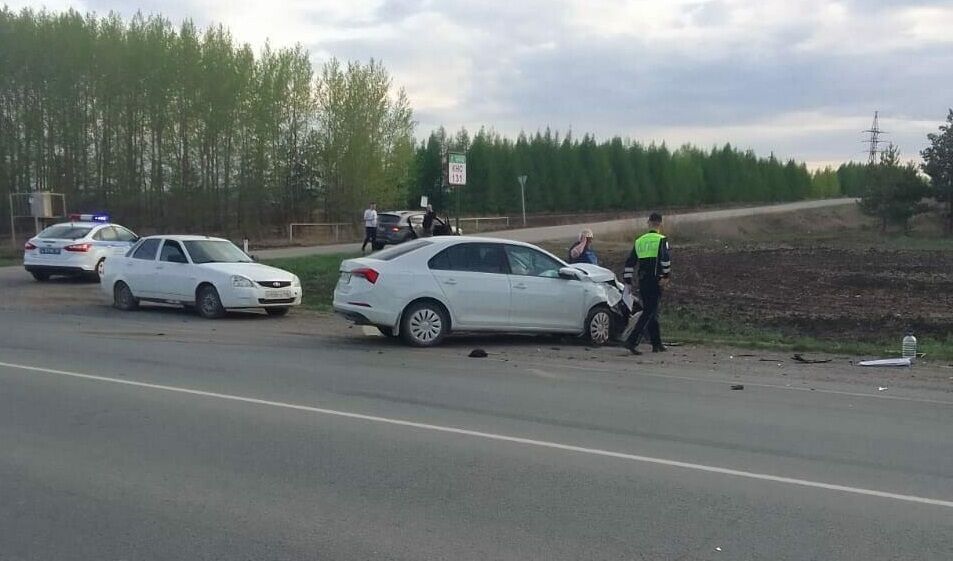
[{"left": 571, "top": 262, "right": 641, "bottom": 343}]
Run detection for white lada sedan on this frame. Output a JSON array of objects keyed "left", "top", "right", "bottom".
[
  {"left": 102, "top": 235, "right": 302, "bottom": 318},
  {"left": 333, "top": 237, "right": 624, "bottom": 347}
]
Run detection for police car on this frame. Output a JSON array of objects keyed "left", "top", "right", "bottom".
[{"left": 23, "top": 214, "right": 139, "bottom": 282}]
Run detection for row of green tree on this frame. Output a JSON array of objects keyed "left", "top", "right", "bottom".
[
  {"left": 410, "top": 128, "right": 843, "bottom": 217},
  {"left": 8, "top": 8, "right": 924, "bottom": 239},
  {"left": 0, "top": 8, "right": 414, "bottom": 236}
]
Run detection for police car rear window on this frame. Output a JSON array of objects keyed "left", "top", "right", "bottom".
[{"left": 38, "top": 225, "right": 92, "bottom": 240}]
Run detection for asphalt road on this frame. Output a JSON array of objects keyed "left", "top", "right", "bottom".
[
  {"left": 257, "top": 198, "right": 858, "bottom": 259},
  {"left": 1, "top": 269, "right": 951, "bottom": 560}
]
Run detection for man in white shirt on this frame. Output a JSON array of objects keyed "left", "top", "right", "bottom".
[{"left": 361, "top": 202, "right": 378, "bottom": 254}]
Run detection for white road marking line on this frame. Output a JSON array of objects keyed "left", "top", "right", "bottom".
[{"left": 1, "top": 359, "right": 951, "bottom": 510}]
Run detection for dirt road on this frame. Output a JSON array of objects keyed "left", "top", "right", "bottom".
[{"left": 256, "top": 198, "right": 857, "bottom": 259}]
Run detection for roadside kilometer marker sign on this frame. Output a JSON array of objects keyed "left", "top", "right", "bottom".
[{"left": 449, "top": 152, "right": 466, "bottom": 186}]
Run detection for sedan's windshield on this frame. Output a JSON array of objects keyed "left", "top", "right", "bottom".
[
  {"left": 38, "top": 225, "right": 92, "bottom": 240},
  {"left": 183, "top": 240, "right": 252, "bottom": 264}
]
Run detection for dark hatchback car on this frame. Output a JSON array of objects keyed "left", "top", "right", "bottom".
[{"left": 372, "top": 210, "right": 460, "bottom": 250}]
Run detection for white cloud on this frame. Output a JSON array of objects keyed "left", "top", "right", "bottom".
[
  {"left": 900, "top": 5, "right": 953, "bottom": 43},
  {"left": 566, "top": 0, "right": 953, "bottom": 59},
  {"left": 638, "top": 111, "right": 940, "bottom": 166},
  {"left": 795, "top": 3, "right": 953, "bottom": 54},
  {"left": 363, "top": 10, "right": 483, "bottom": 113},
  {"left": 565, "top": 0, "right": 836, "bottom": 58},
  {"left": 3, "top": 0, "right": 87, "bottom": 12},
  {"left": 11, "top": 0, "right": 953, "bottom": 164},
  {"left": 181, "top": 0, "right": 388, "bottom": 51}
]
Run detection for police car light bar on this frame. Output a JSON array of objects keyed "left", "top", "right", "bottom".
[{"left": 69, "top": 213, "right": 110, "bottom": 223}]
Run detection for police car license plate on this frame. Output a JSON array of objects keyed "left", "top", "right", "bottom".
[{"left": 40, "top": 248, "right": 60, "bottom": 255}]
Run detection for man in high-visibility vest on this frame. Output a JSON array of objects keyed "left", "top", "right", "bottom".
[{"left": 623, "top": 212, "right": 671, "bottom": 355}]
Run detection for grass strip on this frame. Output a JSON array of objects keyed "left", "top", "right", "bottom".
[
  {"left": 665, "top": 311, "right": 953, "bottom": 361},
  {"left": 263, "top": 253, "right": 357, "bottom": 312}
]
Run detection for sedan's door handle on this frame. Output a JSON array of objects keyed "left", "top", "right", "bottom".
[
  {"left": 513, "top": 283, "right": 527, "bottom": 290},
  {"left": 443, "top": 279, "right": 458, "bottom": 286}
]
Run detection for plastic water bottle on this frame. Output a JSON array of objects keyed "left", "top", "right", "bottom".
[{"left": 902, "top": 331, "right": 917, "bottom": 362}]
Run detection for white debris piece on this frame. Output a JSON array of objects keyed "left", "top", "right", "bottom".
[
  {"left": 858, "top": 358, "right": 911, "bottom": 367},
  {"left": 622, "top": 284, "right": 637, "bottom": 312}
]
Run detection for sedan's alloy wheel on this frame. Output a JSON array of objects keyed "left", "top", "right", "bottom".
[
  {"left": 588, "top": 308, "right": 612, "bottom": 346},
  {"left": 409, "top": 308, "right": 442, "bottom": 343}
]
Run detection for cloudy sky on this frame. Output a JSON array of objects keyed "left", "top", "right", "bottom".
[{"left": 9, "top": 0, "right": 953, "bottom": 167}]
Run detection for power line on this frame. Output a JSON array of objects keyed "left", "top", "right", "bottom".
[{"left": 862, "top": 111, "right": 887, "bottom": 164}]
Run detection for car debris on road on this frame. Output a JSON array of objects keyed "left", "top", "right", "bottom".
[
  {"left": 792, "top": 354, "right": 832, "bottom": 364},
  {"left": 858, "top": 358, "right": 912, "bottom": 367}
]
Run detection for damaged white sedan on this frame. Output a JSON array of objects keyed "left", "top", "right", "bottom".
[{"left": 333, "top": 236, "right": 636, "bottom": 347}]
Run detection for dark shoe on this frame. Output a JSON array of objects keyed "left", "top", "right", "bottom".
[
  {"left": 652, "top": 344, "right": 667, "bottom": 353},
  {"left": 626, "top": 346, "right": 643, "bottom": 356}
]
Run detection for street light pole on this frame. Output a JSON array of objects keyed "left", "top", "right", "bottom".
[{"left": 517, "top": 175, "right": 527, "bottom": 227}]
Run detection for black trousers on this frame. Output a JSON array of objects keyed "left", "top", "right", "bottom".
[
  {"left": 362, "top": 227, "right": 377, "bottom": 251},
  {"left": 625, "top": 284, "right": 662, "bottom": 348}
]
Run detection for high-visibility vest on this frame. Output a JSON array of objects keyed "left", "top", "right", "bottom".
[{"left": 634, "top": 231, "right": 665, "bottom": 260}]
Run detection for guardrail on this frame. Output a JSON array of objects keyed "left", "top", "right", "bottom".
[
  {"left": 288, "top": 222, "right": 350, "bottom": 243},
  {"left": 456, "top": 216, "right": 510, "bottom": 232}
]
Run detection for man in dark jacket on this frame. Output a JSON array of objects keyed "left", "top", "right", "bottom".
[
  {"left": 623, "top": 212, "right": 671, "bottom": 355},
  {"left": 422, "top": 204, "right": 435, "bottom": 236}
]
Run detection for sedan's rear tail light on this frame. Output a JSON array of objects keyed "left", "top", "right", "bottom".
[
  {"left": 391, "top": 227, "right": 400, "bottom": 233},
  {"left": 352, "top": 267, "right": 379, "bottom": 284},
  {"left": 24, "top": 242, "right": 36, "bottom": 250},
  {"left": 64, "top": 243, "right": 91, "bottom": 252}
]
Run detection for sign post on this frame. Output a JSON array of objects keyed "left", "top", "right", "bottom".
[
  {"left": 448, "top": 153, "right": 467, "bottom": 187},
  {"left": 448, "top": 152, "right": 466, "bottom": 232},
  {"left": 517, "top": 175, "right": 528, "bottom": 227}
]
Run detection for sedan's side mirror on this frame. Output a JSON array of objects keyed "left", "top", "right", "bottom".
[{"left": 558, "top": 267, "right": 582, "bottom": 280}]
